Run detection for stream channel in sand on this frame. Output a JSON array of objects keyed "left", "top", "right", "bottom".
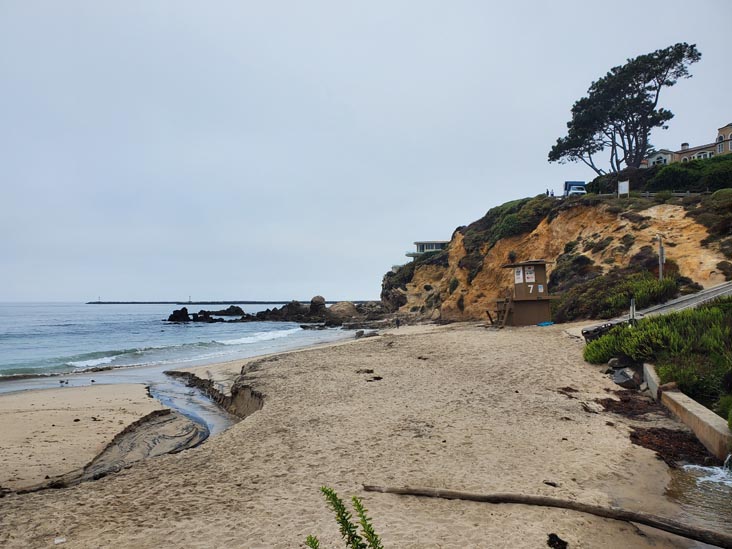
[{"left": 0, "top": 328, "right": 355, "bottom": 438}]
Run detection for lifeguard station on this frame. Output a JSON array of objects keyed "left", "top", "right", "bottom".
[{"left": 491, "top": 260, "right": 553, "bottom": 327}]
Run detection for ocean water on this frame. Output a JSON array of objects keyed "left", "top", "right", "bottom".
[
  {"left": 0, "top": 302, "right": 353, "bottom": 434},
  {"left": 0, "top": 302, "right": 349, "bottom": 377}
]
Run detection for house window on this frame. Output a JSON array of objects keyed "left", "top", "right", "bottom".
[
  {"left": 682, "top": 157, "right": 689, "bottom": 162},
  {"left": 729, "top": 134, "right": 732, "bottom": 151},
  {"left": 719, "top": 136, "right": 725, "bottom": 154}
]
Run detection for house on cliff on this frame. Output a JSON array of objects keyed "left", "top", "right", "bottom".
[
  {"left": 406, "top": 241, "right": 449, "bottom": 260},
  {"left": 644, "top": 122, "right": 732, "bottom": 167}
]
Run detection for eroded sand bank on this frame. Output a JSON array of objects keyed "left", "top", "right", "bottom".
[
  {"left": 0, "top": 324, "right": 709, "bottom": 547},
  {"left": 0, "top": 384, "right": 165, "bottom": 490}
]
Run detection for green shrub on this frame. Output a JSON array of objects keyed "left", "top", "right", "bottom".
[
  {"left": 644, "top": 155, "right": 732, "bottom": 193},
  {"left": 715, "top": 394, "right": 732, "bottom": 421},
  {"left": 457, "top": 195, "right": 556, "bottom": 282},
  {"left": 554, "top": 270, "right": 678, "bottom": 322},
  {"left": 702, "top": 161, "right": 732, "bottom": 192},
  {"left": 717, "top": 261, "right": 732, "bottom": 281},
  {"left": 449, "top": 277, "right": 459, "bottom": 294},
  {"left": 584, "top": 298, "right": 732, "bottom": 411},
  {"left": 306, "top": 487, "right": 384, "bottom": 549},
  {"left": 720, "top": 238, "right": 732, "bottom": 259},
  {"left": 589, "top": 236, "right": 614, "bottom": 253},
  {"left": 647, "top": 163, "right": 703, "bottom": 192},
  {"left": 711, "top": 188, "right": 732, "bottom": 209},
  {"left": 620, "top": 234, "right": 635, "bottom": 251}
]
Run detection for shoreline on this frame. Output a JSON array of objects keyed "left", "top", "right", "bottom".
[
  {"left": 1, "top": 322, "right": 727, "bottom": 547},
  {"left": 0, "top": 326, "right": 383, "bottom": 493}
]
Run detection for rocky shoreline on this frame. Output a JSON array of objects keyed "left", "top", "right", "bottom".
[{"left": 167, "top": 295, "right": 389, "bottom": 327}]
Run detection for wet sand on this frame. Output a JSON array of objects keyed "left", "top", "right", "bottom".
[
  {"left": 0, "top": 384, "right": 165, "bottom": 491},
  {"left": 0, "top": 323, "right": 712, "bottom": 547}
]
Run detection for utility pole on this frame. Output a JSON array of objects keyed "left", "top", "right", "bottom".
[{"left": 657, "top": 234, "right": 665, "bottom": 280}]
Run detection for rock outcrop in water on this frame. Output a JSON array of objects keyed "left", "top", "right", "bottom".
[{"left": 166, "top": 297, "right": 389, "bottom": 327}]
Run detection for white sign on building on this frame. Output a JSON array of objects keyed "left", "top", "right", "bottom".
[
  {"left": 618, "top": 180, "right": 630, "bottom": 196},
  {"left": 514, "top": 267, "right": 524, "bottom": 284},
  {"left": 525, "top": 265, "right": 535, "bottom": 283}
]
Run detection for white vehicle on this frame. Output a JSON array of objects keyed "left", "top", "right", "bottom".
[{"left": 567, "top": 186, "right": 587, "bottom": 197}]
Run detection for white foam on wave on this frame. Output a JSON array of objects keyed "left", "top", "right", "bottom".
[
  {"left": 69, "top": 355, "right": 117, "bottom": 368},
  {"left": 683, "top": 464, "right": 732, "bottom": 487},
  {"left": 217, "top": 327, "right": 302, "bottom": 346}
]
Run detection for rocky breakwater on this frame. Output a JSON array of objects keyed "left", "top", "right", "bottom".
[{"left": 167, "top": 296, "right": 389, "bottom": 328}]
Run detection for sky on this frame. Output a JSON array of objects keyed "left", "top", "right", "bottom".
[{"left": 1, "top": 1, "right": 730, "bottom": 302}]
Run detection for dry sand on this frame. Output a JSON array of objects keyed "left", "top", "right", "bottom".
[
  {"left": 0, "top": 384, "right": 165, "bottom": 491},
  {"left": 0, "top": 323, "right": 706, "bottom": 548}
]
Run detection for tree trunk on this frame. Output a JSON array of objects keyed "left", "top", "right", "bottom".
[{"left": 362, "top": 485, "right": 732, "bottom": 548}]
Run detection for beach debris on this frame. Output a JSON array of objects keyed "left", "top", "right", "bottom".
[
  {"left": 356, "top": 369, "right": 374, "bottom": 374},
  {"left": 417, "top": 356, "right": 428, "bottom": 360},
  {"left": 629, "top": 427, "right": 721, "bottom": 468},
  {"left": 579, "top": 401, "right": 602, "bottom": 414},
  {"left": 362, "top": 485, "right": 732, "bottom": 548},
  {"left": 53, "top": 537, "right": 66, "bottom": 545},
  {"left": 557, "top": 386, "right": 579, "bottom": 399},
  {"left": 365, "top": 376, "right": 383, "bottom": 382},
  {"left": 547, "top": 533, "right": 568, "bottom": 548},
  {"left": 543, "top": 480, "right": 559, "bottom": 488},
  {"left": 73, "top": 418, "right": 80, "bottom": 422},
  {"left": 595, "top": 390, "right": 663, "bottom": 419}
]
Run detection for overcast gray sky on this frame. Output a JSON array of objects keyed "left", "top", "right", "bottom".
[{"left": 1, "top": 1, "right": 730, "bottom": 302}]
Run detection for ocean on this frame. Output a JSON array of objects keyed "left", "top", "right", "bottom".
[{"left": 0, "top": 302, "right": 353, "bottom": 434}]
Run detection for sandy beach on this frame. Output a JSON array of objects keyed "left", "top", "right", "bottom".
[
  {"left": 0, "top": 323, "right": 712, "bottom": 548},
  {"left": 0, "top": 384, "right": 165, "bottom": 491}
]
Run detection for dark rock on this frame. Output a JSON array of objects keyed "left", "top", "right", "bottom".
[
  {"left": 608, "top": 357, "right": 620, "bottom": 369},
  {"left": 210, "top": 305, "right": 245, "bottom": 316},
  {"left": 547, "top": 533, "right": 568, "bottom": 549},
  {"left": 167, "top": 307, "right": 191, "bottom": 322},
  {"left": 310, "top": 296, "right": 326, "bottom": 315},
  {"left": 300, "top": 324, "right": 328, "bottom": 330},
  {"left": 355, "top": 330, "right": 365, "bottom": 339},
  {"left": 612, "top": 367, "right": 642, "bottom": 389},
  {"left": 658, "top": 381, "right": 678, "bottom": 395},
  {"left": 342, "top": 319, "right": 391, "bottom": 330}
]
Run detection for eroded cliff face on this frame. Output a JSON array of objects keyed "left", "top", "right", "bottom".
[{"left": 401, "top": 203, "right": 727, "bottom": 322}]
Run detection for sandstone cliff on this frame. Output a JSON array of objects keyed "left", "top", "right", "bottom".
[{"left": 382, "top": 193, "right": 732, "bottom": 322}]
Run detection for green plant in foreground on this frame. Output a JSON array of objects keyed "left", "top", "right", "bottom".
[{"left": 306, "top": 487, "right": 384, "bottom": 549}]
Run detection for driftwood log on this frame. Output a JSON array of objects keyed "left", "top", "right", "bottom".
[{"left": 363, "top": 485, "right": 732, "bottom": 549}]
